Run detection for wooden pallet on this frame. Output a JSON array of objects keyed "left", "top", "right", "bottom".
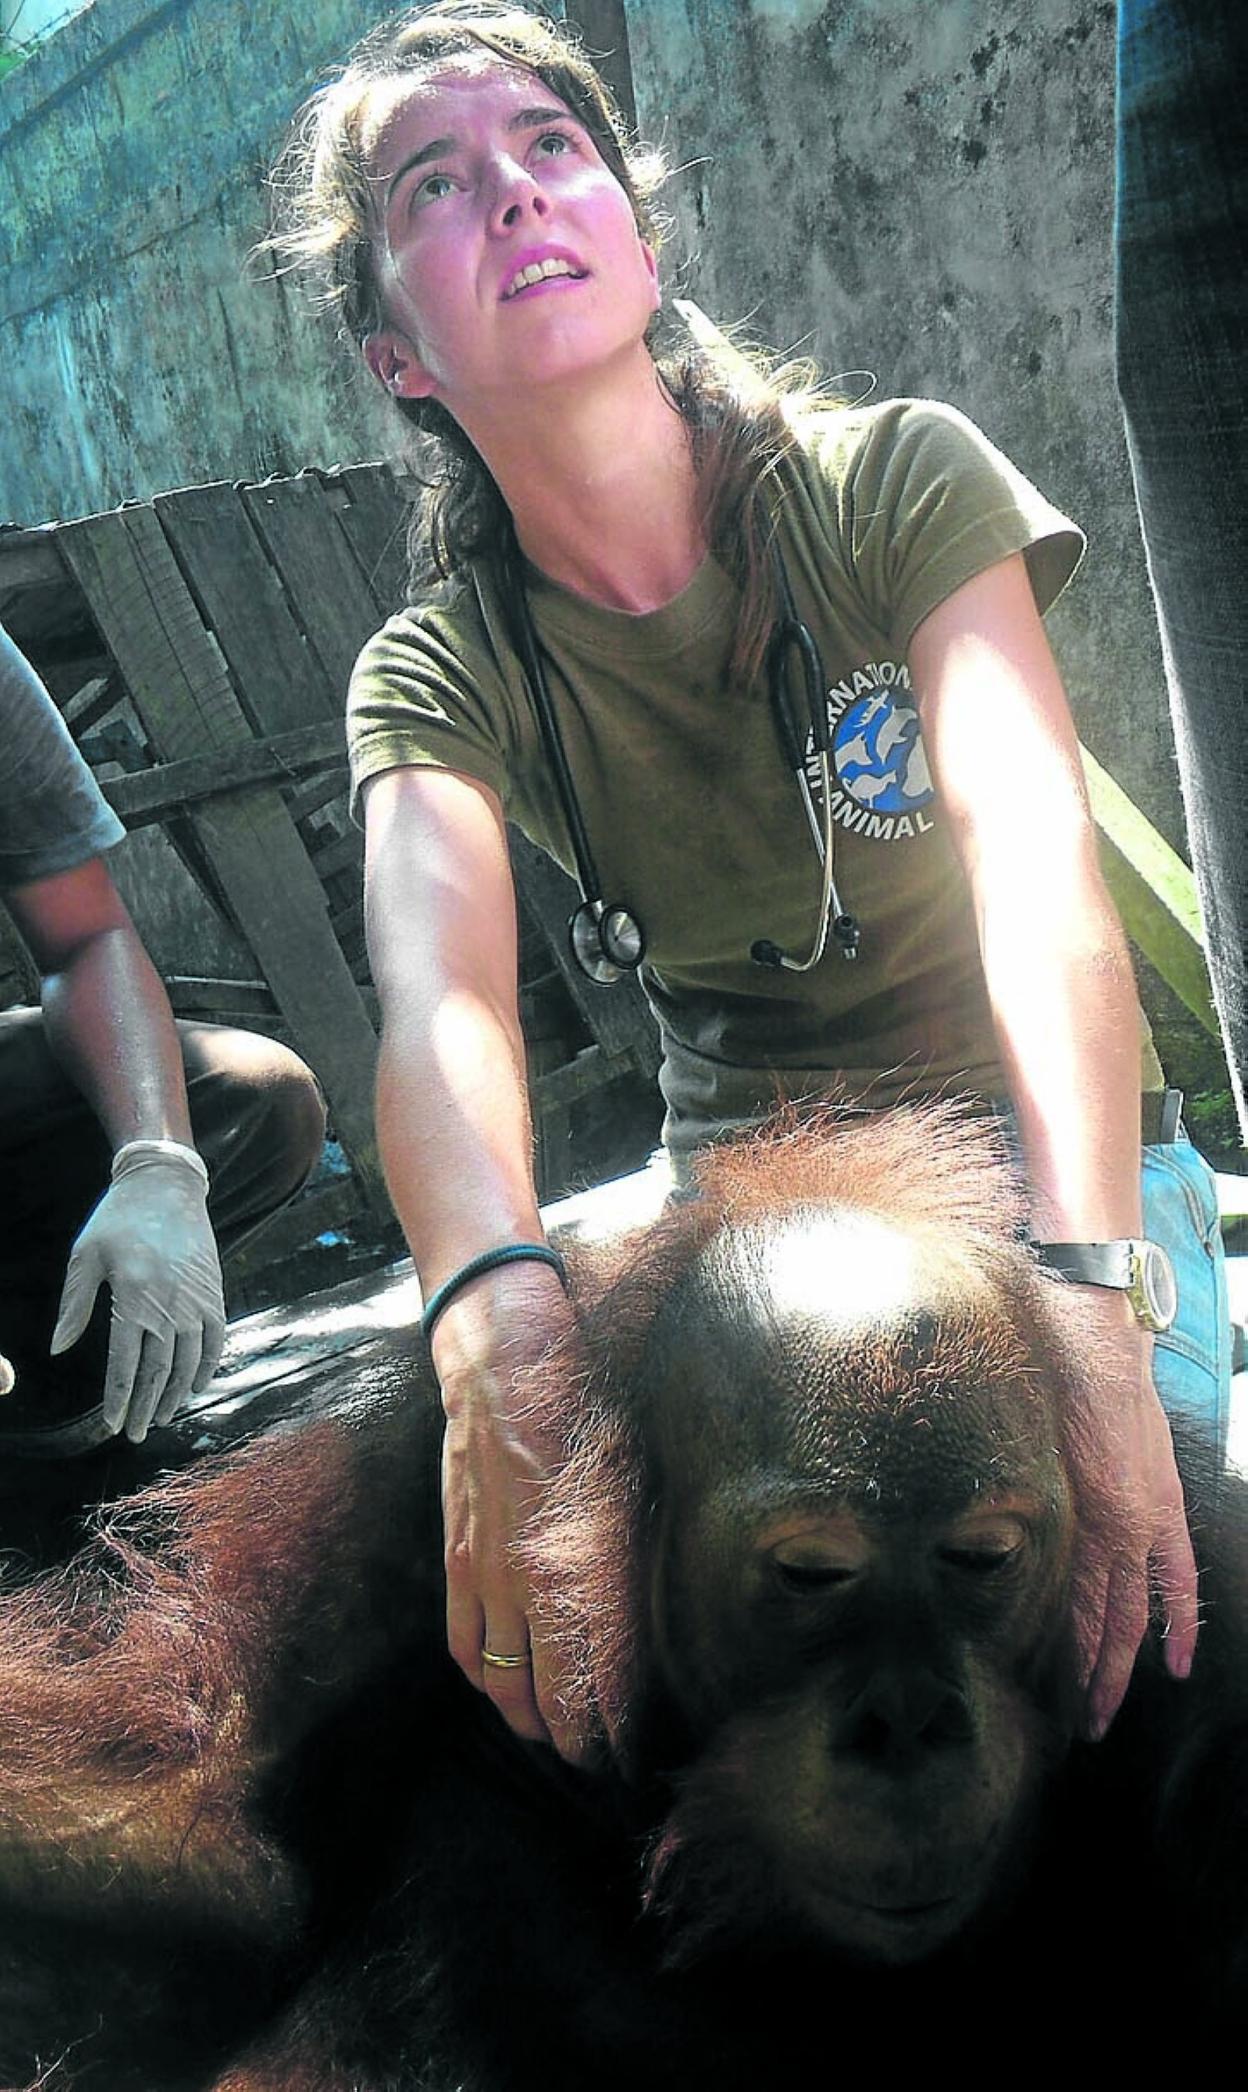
[{"left": 0, "top": 465, "right": 660, "bottom": 1260}]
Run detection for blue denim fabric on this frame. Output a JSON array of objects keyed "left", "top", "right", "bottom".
[
  {"left": 1116, "top": 0, "right": 1248, "bottom": 1138},
  {"left": 988, "top": 1105, "right": 1230, "bottom": 1457},
  {"left": 1142, "top": 1135, "right": 1231, "bottom": 1457}
]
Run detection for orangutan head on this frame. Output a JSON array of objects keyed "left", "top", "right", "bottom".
[{"left": 526, "top": 1104, "right": 1086, "bottom": 1965}]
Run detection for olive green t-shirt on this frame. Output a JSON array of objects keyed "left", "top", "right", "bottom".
[{"left": 349, "top": 398, "right": 1152, "bottom": 1164}]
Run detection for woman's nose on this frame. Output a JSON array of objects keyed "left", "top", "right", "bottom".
[{"left": 488, "top": 155, "right": 550, "bottom": 233}]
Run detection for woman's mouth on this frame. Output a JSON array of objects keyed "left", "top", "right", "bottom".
[{"left": 502, "top": 256, "right": 588, "bottom": 299}]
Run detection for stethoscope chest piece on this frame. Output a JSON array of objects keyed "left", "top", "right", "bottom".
[
  {"left": 569, "top": 898, "right": 646, "bottom": 985},
  {"left": 505, "top": 537, "right": 860, "bottom": 987}
]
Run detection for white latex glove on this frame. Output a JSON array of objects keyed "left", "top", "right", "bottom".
[{"left": 50, "top": 1139, "right": 226, "bottom": 1442}]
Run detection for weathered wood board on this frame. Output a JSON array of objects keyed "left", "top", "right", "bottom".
[
  {"left": 1, "top": 462, "right": 666, "bottom": 1258},
  {"left": 58, "top": 505, "right": 387, "bottom": 1210}
]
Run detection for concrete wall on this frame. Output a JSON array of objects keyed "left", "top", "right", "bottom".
[
  {"left": 625, "top": 0, "right": 1180, "bottom": 841},
  {"left": 0, "top": 0, "right": 401, "bottom": 521},
  {"left": 0, "top": 0, "right": 1184, "bottom": 845}
]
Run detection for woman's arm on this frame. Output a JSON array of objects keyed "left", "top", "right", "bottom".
[
  {"left": 362, "top": 764, "right": 578, "bottom": 1751},
  {"left": 911, "top": 552, "right": 1197, "bottom": 1734}
]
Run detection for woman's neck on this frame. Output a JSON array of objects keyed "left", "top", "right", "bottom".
[{"left": 462, "top": 355, "right": 705, "bottom": 613}]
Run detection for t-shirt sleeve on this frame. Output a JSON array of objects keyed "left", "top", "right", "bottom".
[
  {"left": 347, "top": 583, "right": 516, "bottom": 823},
  {"left": 823, "top": 399, "right": 1085, "bottom": 651},
  {"left": 0, "top": 624, "right": 126, "bottom": 889}
]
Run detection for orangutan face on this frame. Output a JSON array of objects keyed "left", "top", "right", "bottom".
[{"left": 642, "top": 1206, "right": 1077, "bottom": 1964}]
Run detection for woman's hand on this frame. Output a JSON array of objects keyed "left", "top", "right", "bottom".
[
  {"left": 1064, "top": 1290, "right": 1198, "bottom": 1739},
  {"left": 430, "top": 1260, "right": 582, "bottom": 1757},
  {"left": 911, "top": 560, "right": 1200, "bottom": 1734}
]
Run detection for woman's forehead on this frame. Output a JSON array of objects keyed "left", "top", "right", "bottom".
[{"left": 358, "top": 58, "right": 571, "bottom": 175}]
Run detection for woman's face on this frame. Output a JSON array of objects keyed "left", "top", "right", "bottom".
[{"left": 361, "top": 61, "right": 660, "bottom": 426}]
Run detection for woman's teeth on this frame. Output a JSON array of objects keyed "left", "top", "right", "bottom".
[{"left": 505, "top": 258, "right": 582, "bottom": 297}]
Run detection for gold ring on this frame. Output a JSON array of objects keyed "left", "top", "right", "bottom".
[{"left": 482, "top": 1648, "right": 531, "bottom": 1670}]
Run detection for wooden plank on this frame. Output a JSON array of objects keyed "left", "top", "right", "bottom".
[
  {"left": 99, "top": 721, "right": 347, "bottom": 827},
  {"left": 528, "top": 1035, "right": 573, "bottom": 1204},
  {"left": 508, "top": 828, "right": 661, "bottom": 1072},
  {"left": 38, "top": 653, "right": 113, "bottom": 705},
  {"left": 331, "top": 465, "right": 412, "bottom": 616},
  {"left": 80, "top": 717, "right": 148, "bottom": 776},
  {"left": 286, "top": 771, "right": 352, "bottom": 826},
  {"left": 57, "top": 507, "right": 388, "bottom": 1211},
  {"left": 61, "top": 513, "right": 242, "bottom": 756},
  {"left": 330, "top": 896, "right": 366, "bottom": 950},
  {"left": 241, "top": 475, "right": 388, "bottom": 704},
  {"left": 0, "top": 906, "right": 38, "bottom": 1008},
  {"left": 308, "top": 828, "right": 362, "bottom": 883},
  {"left": 564, "top": 0, "right": 637, "bottom": 130},
  {"left": 166, "top": 976, "right": 275, "bottom": 1017},
  {"left": 154, "top": 482, "right": 342, "bottom": 733},
  {"left": 532, "top": 1043, "right": 625, "bottom": 1115},
  {"left": 1081, "top": 743, "right": 1220, "bottom": 1037},
  {"left": 221, "top": 1177, "right": 369, "bottom": 1285},
  {"left": 61, "top": 673, "right": 122, "bottom": 735},
  {"left": 0, "top": 528, "right": 65, "bottom": 600}
]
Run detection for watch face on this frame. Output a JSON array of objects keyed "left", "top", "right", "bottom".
[{"left": 1133, "top": 1242, "right": 1178, "bottom": 1333}]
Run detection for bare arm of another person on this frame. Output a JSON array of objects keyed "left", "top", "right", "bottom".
[
  {"left": 5, "top": 857, "right": 225, "bottom": 1436},
  {"left": 912, "top": 552, "right": 1197, "bottom": 1736},
  {"left": 362, "top": 764, "right": 579, "bottom": 1752}
]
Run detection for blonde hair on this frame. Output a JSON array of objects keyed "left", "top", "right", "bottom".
[{"left": 264, "top": 1, "right": 835, "bottom": 681}]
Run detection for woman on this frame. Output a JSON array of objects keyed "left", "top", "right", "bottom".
[{"left": 269, "top": 1, "right": 1226, "bottom": 1756}]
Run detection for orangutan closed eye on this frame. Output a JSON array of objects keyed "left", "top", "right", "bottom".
[{"left": 0, "top": 1104, "right": 1244, "bottom": 2090}]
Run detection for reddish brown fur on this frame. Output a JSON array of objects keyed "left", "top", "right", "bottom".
[
  {"left": 521, "top": 1102, "right": 1130, "bottom": 1752},
  {"left": 0, "top": 1376, "right": 434, "bottom": 1940},
  {"left": 0, "top": 1104, "right": 1231, "bottom": 2089}
]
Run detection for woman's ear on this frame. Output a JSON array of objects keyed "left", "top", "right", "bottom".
[{"left": 363, "top": 327, "right": 435, "bottom": 400}]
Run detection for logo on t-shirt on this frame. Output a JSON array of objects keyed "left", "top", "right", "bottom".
[{"left": 806, "top": 660, "right": 936, "bottom": 841}]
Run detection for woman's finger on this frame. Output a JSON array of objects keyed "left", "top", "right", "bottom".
[
  {"left": 1069, "top": 1552, "right": 1112, "bottom": 1696},
  {"left": 531, "top": 1626, "right": 584, "bottom": 1763},
  {"left": 1085, "top": 1560, "right": 1150, "bottom": 1741},
  {"left": 444, "top": 1576, "right": 486, "bottom": 1684},
  {"left": 480, "top": 1617, "right": 548, "bottom": 1743},
  {"left": 1152, "top": 1504, "right": 1199, "bottom": 1680}
]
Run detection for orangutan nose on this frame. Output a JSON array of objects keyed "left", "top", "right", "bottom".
[{"left": 834, "top": 1666, "right": 975, "bottom": 1762}]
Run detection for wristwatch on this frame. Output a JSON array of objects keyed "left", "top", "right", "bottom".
[{"left": 1032, "top": 1239, "right": 1178, "bottom": 1333}]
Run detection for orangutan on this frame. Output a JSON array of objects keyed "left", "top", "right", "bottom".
[{"left": 0, "top": 1104, "right": 1243, "bottom": 2089}]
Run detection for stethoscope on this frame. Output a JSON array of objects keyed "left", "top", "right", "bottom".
[{"left": 502, "top": 539, "right": 861, "bottom": 986}]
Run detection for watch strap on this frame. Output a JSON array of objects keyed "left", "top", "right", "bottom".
[{"left": 1032, "top": 1241, "right": 1135, "bottom": 1289}]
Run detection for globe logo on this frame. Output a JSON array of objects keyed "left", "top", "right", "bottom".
[{"left": 831, "top": 689, "right": 934, "bottom": 814}]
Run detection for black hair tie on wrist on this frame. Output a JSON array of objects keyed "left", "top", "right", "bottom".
[{"left": 420, "top": 1242, "right": 568, "bottom": 1342}]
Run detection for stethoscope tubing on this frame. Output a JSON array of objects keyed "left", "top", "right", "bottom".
[
  {"left": 502, "top": 534, "right": 857, "bottom": 980},
  {"left": 501, "top": 542, "right": 608, "bottom": 912}
]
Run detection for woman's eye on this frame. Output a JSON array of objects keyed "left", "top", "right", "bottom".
[
  {"left": 535, "top": 130, "right": 574, "bottom": 159},
  {"left": 413, "top": 171, "right": 455, "bottom": 206}
]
